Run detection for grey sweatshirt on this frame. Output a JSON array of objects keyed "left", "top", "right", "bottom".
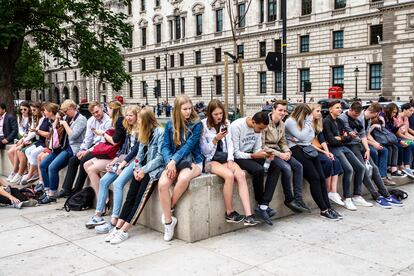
[
  {"left": 229, "top": 117, "right": 262, "bottom": 159},
  {"left": 284, "top": 116, "right": 315, "bottom": 148}
]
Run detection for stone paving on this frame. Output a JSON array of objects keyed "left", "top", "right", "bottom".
[{"left": 1, "top": 182, "right": 414, "bottom": 276}]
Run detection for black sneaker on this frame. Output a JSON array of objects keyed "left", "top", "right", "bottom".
[
  {"left": 298, "top": 200, "right": 311, "bottom": 213},
  {"left": 391, "top": 171, "right": 407, "bottom": 178},
  {"left": 225, "top": 211, "right": 245, "bottom": 223},
  {"left": 267, "top": 207, "right": 277, "bottom": 218},
  {"left": 284, "top": 200, "right": 304, "bottom": 213},
  {"left": 38, "top": 195, "right": 57, "bottom": 204},
  {"left": 57, "top": 189, "right": 70, "bottom": 198},
  {"left": 329, "top": 208, "right": 343, "bottom": 220},
  {"left": 320, "top": 210, "right": 339, "bottom": 221},
  {"left": 255, "top": 206, "right": 273, "bottom": 226},
  {"left": 244, "top": 215, "right": 260, "bottom": 226}
]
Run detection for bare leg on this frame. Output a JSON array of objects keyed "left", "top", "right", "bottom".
[
  {"left": 17, "top": 150, "right": 27, "bottom": 175},
  {"left": 210, "top": 161, "right": 235, "bottom": 215},
  {"left": 158, "top": 170, "right": 175, "bottom": 223},
  {"left": 232, "top": 163, "right": 253, "bottom": 216},
  {"left": 171, "top": 164, "right": 201, "bottom": 208},
  {"left": 84, "top": 160, "right": 101, "bottom": 196},
  {"left": 330, "top": 175, "right": 339, "bottom": 193},
  {"left": 325, "top": 176, "right": 332, "bottom": 192}
]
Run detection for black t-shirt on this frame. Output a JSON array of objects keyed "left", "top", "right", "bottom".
[{"left": 35, "top": 118, "right": 51, "bottom": 147}]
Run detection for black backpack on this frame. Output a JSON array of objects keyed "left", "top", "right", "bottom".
[
  {"left": 388, "top": 188, "right": 408, "bottom": 201},
  {"left": 64, "top": 187, "right": 95, "bottom": 212}
]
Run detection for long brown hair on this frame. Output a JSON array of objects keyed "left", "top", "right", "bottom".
[
  {"left": 18, "top": 101, "right": 32, "bottom": 126},
  {"left": 30, "top": 102, "right": 43, "bottom": 127},
  {"left": 290, "top": 103, "right": 312, "bottom": 130},
  {"left": 308, "top": 103, "right": 323, "bottom": 133},
  {"left": 108, "top": 100, "right": 123, "bottom": 128},
  {"left": 138, "top": 107, "right": 159, "bottom": 145},
  {"left": 172, "top": 95, "right": 199, "bottom": 146},
  {"left": 206, "top": 99, "right": 226, "bottom": 131},
  {"left": 384, "top": 103, "right": 399, "bottom": 123}
]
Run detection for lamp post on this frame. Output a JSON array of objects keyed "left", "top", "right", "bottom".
[
  {"left": 354, "top": 66, "right": 360, "bottom": 100},
  {"left": 144, "top": 83, "right": 148, "bottom": 105},
  {"left": 210, "top": 77, "right": 214, "bottom": 101},
  {"left": 164, "top": 48, "right": 169, "bottom": 103}
]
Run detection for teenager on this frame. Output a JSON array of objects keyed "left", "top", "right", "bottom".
[
  {"left": 309, "top": 104, "right": 344, "bottom": 206},
  {"left": 0, "top": 102, "right": 18, "bottom": 150},
  {"left": 262, "top": 100, "right": 310, "bottom": 213},
  {"left": 394, "top": 103, "right": 414, "bottom": 177},
  {"left": 85, "top": 105, "right": 139, "bottom": 231},
  {"left": 200, "top": 100, "right": 259, "bottom": 226},
  {"left": 106, "top": 108, "right": 165, "bottom": 244},
  {"left": 286, "top": 104, "right": 342, "bottom": 220},
  {"left": 158, "top": 95, "right": 203, "bottom": 241},
  {"left": 231, "top": 111, "right": 281, "bottom": 226}
]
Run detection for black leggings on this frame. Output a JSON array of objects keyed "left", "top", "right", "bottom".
[
  {"left": 62, "top": 153, "right": 95, "bottom": 193},
  {"left": 119, "top": 174, "right": 157, "bottom": 225},
  {"left": 290, "top": 146, "right": 331, "bottom": 211},
  {"left": 0, "top": 187, "right": 28, "bottom": 205}
]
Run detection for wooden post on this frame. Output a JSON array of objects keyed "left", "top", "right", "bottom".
[
  {"left": 224, "top": 56, "right": 229, "bottom": 113},
  {"left": 238, "top": 58, "right": 244, "bottom": 116}
]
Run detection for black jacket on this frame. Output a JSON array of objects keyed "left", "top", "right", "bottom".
[
  {"left": 1, "top": 113, "right": 18, "bottom": 143},
  {"left": 322, "top": 114, "right": 352, "bottom": 147}
]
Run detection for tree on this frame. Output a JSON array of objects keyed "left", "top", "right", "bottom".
[{"left": 0, "top": 0, "right": 132, "bottom": 111}]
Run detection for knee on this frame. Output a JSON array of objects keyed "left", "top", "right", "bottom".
[
  {"left": 222, "top": 171, "right": 235, "bottom": 183},
  {"left": 253, "top": 167, "right": 265, "bottom": 176},
  {"left": 158, "top": 180, "right": 170, "bottom": 193}
]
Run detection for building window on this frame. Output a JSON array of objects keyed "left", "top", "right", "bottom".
[
  {"left": 215, "top": 75, "right": 222, "bottom": 95},
  {"left": 333, "top": 30, "right": 344, "bottom": 49},
  {"left": 140, "top": 0, "right": 145, "bottom": 11},
  {"left": 169, "top": 20, "right": 173, "bottom": 40},
  {"left": 215, "top": 48, "right": 221, "bottom": 62},
  {"left": 175, "top": 16, "right": 181, "bottom": 40},
  {"left": 102, "top": 83, "right": 106, "bottom": 91},
  {"left": 170, "top": 54, "right": 175, "bottom": 68},
  {"left": 274, "top": 39, "right": 281, "bottom": 53},
  {"left": 238, "top": 3, "right": 246, "bottom": 28},
  {"left": 74, "top": 71, "right": 77, "bottom": 80},
  {"left": 216, "top": 9, "right": 223, "bottom": 32},
  {"left": 268, "top": 0, "right": 277, "bottom": 22},
  {"left": 155, "top": 79, "right": 161, "bottom": 97},
  {"left": 299, "top": 69, "right": 310, "bottom": 92},
  {"left": 128, "top": 2, "right": 132, "bottom": 15},
  {"left": 141, "top": 59, "right": 146, "bottom": 71},
  {"left": 180, "top": 78, "right": 185, "bottom": 94},
  {"left": 332, "top": 66, "right": 344, "bottom": 88},
  {"left": 300, "top": 35, "right": 309, "bottom": 53},
  {"left": 182, "top": 17, "right": 186, "bottom": 38},
  {"left": 180, "top": 53, "right": 184, "bottom": 66},
  {"left": 196, "top": 14, "right": 203, "bottom": 35},
  {"left": 334, "top": 0, "right": 346, "bottom": 9},
  {"left": 155, "top": 0, "right": 160, "bottom": 7},
  {"left": 259, "top": 0, "right": 265, "bottom": 23},
  {"left": 170, "top": 79, "right": 176, "bottom": 96},
  {"left": 64, "top": 72, "right": 67, "bottom": 81},
  {"left": 129, "top": 80, "right": 133, "bottom": 98},
  {"left": 237, "top": 44, "right": 244, "bottom": 59},
  {"left": 195, "top": 77, "right": 202, "bottom": 96},
  {"left": 275, "top": 71, "right": 282, "bottom": 93},
  {"left": 128, "top": 61, "right": 132, "bottom": 72},
  {"left": 142, "top": 27, "right": 147, "bottom": 46},
  {"left": 55, "top": 74, "right": 58, "bottom": 82},
  {"left": 259, "top": 72, "right": 267, "bottom": 94},
  {"left": 156, "top": 24, "right": 162, "bottom": 43},
  {"left": 195, "top": 50, "right": 201, "bottom": 65},
  {"left": 155, "top": 56, "right": 161, "bottom": 69},
  {"left": 142, "top": 81, "right": 147, "bottom": 98},
  {"left": 370, "top": 64, "right": 382, "bottom": 90},
  {"left": 370, "top": 24, "right": 383, "bottom": 45},
  {"left": 259, "top": 41, "right": 266, "bottom": 57},
  {"left": 302, "top": 0, "right": 312, "bottom": 15}
]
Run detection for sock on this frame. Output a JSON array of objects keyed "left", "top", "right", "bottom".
[
  {"left": 165, "top": 221, "right": 172, "bottom": 225},
  {"left": 259, "top": 204, "right": 268, "bottom": 210}
]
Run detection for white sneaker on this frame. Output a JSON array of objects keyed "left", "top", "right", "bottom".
[
  {"left": 10, "top": 174, "right": 22, "bottom": 183},
  {"left": 352, "top": 195, "right": 373, "bottom": 207},
  {"left": 110, "top": 230, "right": 129, "bottom": 244},
  {"left": 104, "top": 228, "right": 118, "bottom": 242},
  {"left": 163, "top": 216, "right": 178, "bottom": 241},
  {"left": 6, "top": 172, "right": 16, "bottom": 181},
  {"left": 328, "top": 192, "right": 344, "bottom": 206},
  {"left": 344, "top": 198, "right": 357, "bottom": 211}
]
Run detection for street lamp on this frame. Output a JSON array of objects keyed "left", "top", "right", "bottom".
[
  {"left": 144, "top": 83, "right": 148, "bottom": 105},
  {"left": 210, "top": 77, "right": 214, "bottom": 101},
  {"left": 164, "top": 48, "right": 169, "bottom": 103},
  {"left": 354, "top": 66, "right": 360, "bottom": 100}
]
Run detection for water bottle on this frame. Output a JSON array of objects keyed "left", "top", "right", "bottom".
[
  {"left": 133, "top": 159, "right": 139, "bottom": 171},
  {"left": 112, "top": 162, "right": 119, "bottom": 173},
  {"left": 263, "top": 158, "right": 271, "bottom": 173}
]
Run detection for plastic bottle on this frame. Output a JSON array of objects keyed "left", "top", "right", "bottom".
[{"left": 263, "top": 158, "right": 271, "bottom": 173}]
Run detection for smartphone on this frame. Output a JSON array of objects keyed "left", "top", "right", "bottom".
[
  {"left": 221, "top": 126, "right": 228, "bottom": 133},
  {"left": 91, "top": 127, "right": 96, "bottom": 131}
]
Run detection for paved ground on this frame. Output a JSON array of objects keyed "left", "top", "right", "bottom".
[{"left": 1, "top": 183, "right": 414, "bottom": 276}]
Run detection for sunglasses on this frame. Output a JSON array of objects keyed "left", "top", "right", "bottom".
[{"left": 20, "top": 108, "right": 28, "bottom": 112}]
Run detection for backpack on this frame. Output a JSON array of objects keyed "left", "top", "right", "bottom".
[
  {"left": 371, "top": 127, "right": 398, "bottom": 145},
  {"left": 388, "top": 188, "right": 408, "bottom": 201},
  {"left": 64, "top": 187, "right": 95, "bottom": 212}
]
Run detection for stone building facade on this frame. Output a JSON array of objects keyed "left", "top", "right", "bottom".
[{"left": 41, "top": 0, "right": 414, "bottom": 110}]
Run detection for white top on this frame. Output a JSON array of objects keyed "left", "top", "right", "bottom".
[
  {"left": 80, "top": 113, "right": 112, "bottom": 151},
  {"left": 200, "top": 118, "right": 234, "bottom": 163},
  {"left": 229, "top": 117, "right": 262, "bottom": 159}
]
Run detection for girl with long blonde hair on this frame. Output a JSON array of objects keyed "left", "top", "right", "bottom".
[{"left": 158, "top": 95, "right": 203, "bottom": 241}]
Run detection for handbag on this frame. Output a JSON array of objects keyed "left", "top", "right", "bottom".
[
  {"left": 371, "top": 127, "right": 398, "bottom": 145},
  {"left": 212, "top": 151, "right": 228, "bottom": 163},
  {"left": 365, "top": 160, "right": 373, "bottom": 179},
  {"left": 91, "top": 129, "right": 121, "bottom": 159},
  {"left": 302, "top": 145, "right": 318, "bottom": 158}
]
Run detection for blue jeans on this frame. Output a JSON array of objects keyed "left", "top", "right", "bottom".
[
  {"left": 369, "top": 145, "right": 388, "bottom": 178},
  {"left": 397, "top": 143, "right": 414, "bottom": 166},
  {"left": 271, "top": 156, "right": 303, "bottom": 202},
  {"left": 40, "top": 149, "right": 73, "bottom": 192},
  {"left": 95, "top": 162, "right": 134, "bottom": 218}
]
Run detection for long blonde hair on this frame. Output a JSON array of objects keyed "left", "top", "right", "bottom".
[
  {"left": 123, "top": 105, "right": 140, "bottom": 137},
  {"left": 108, "top": 100, "right": 123, "bottom": 128},
  {"left": 308, "top": 103, "right": 323, "bottom": 133},
  {"left": 173, "top": 95, "right": 199, "bottom": 146},
  {"left": 290, "top": 103, "right": 312, "bottom": 130},
  {"left": 138, "top": 107, "right": 159, "bottom": 145}
]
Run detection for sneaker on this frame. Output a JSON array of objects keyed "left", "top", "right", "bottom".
[
  {"left": 386, "top": 195, "right": 404, "bottom": 207},
  {"left": 21, "top": 199, "right": 38, "bottom": 207},
  {"left": 34, "top": 183, "right": 44, "bottom": 193},
  {"left": 225, "top": 211, "right": 245, "bottom": 223},
  {"left": 382, "top": 177, "right": 396, "bottom": 186},
  {"left": 267, "top": 207, "right": 277, "bottom": 218},
  {"left": 244, "top": 215, "right": 260, "bottom": 226},
  {"left": 85, "top": 216, "right": 105, "bottom": 229},
  {"left": 57, "top": 189, "right": 70, "bottom": 198},
  {"left": 163, "top": 216, "right": 178, "bottom": 241},
  {"left": 38, "top": 195, "right": 57, "bottom": 204},
  {"left": 329, "top": 209, "right": 343, "bottom": 220},
  {"left": 328, "top": 192, "right": 345, "bottom": 206},
  {"left": 105, "top": 228, "right": 118, "bottom": 242},
  {"left": 391, "top": 171, "right": 406, "bottom": 178},
  {"left": 352, "top": 196, "right": 373, "bottom": 207},
  {"left": 298, "top": 200, "right": 311, "bottom": 213},
  {"left": 27, "top": 174, "right": 39, "bottom": 183},
  {"left": 6, "top": 172, "right": 16, "bottom": 181},
  {"left": 10, "top": 174, "right": 22, "bottom": 183},
  {"left": 344, "top": 198, "right": 357, "bottom": 211},
  {"left": 402, "top": 168, "right": 414, "bottom": 178},
  {"left": 6, "top": 202, "right": 23, "bottom": 209},
  {"left": 19, "top": 174, "right": 29, "bottom": 185},
  {"left": 284, "top": 200, "right": 304, "bottom": 213},
  {"left": 255, "top": 206, "right": 273, "bottom": 226},
  {"left": 95, "top": 221, "right": 115, "bottom": 234},
  {"left": 376, "top": 196, "right": 392, "bottom": 209},
  {"left": 320, "top": 210, "right": 340, "bottom": 221},
  {"left": 110, "top": 230, "right": 129, "bottom": 244}
]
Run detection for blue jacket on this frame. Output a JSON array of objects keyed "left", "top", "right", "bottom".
[
  {"left": 136, "top": 127, "right": 165, "bottom": 180},
  {"left": 162, "top": 120, "right": 203, "bottom": 165}
]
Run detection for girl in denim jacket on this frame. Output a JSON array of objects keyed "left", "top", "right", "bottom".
[{"left": 158, "top": 95, "right": 203, "bottom": 241}]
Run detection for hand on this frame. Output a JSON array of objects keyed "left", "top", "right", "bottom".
[
  {"left": 1, "top": 139, "right": 8, "bottom": 144},
  {"left": 279, "top": 152, "right": 291, "bottom": 161},
  {"left": 215, "top": 130, "right": 227, "bottom": 142},
  {"left": 166, "top": 160, "right": 177, "bottom": 179},
  {"left": 349, "top": 131, "right": 358, "bottom": 138},
  {"left": 60, "top": 120, "right": 68, "bottom": 128},
  {"left": 93, "top": 129, "right": 104, "bottom": 136},
  {"left": 252, "top": 150, "right": 269, "bottom": 159},
  {"left": 364, "top": 150, "right": 370, "bottom": 160},
  {"left": 400, "top": 141, "right": 408, "bottom": 148},
  {"left": 134, "top": 170, "right": 145, "bottom": 181},
  {"left": 77, "top": 150, "right": 87, "bottom": 159},
  {"left": 30, "top": 127, "right": 37, "bottom": 132},
  {"left": 226, "top": 160, "right": 236, "bottom": 172},
  {"left": 325, "top": 151, "right": 334, "bottom": 160},
  {"left": 105, "top": 163, "right": 113, "bottom": 172},
  {"left": 373, "top": 142, "right": 383, "bottom": 150},
  {"left": 9, "top": 195, "right": 21, "bottom": 205}
]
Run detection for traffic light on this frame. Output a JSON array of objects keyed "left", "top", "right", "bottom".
[{"left": 304, "top": 81, "right": 312, "bottom": 92}]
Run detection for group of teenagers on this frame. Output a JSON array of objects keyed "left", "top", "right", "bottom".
[{"left": 0, "top": 95, "right": 411, "bottom": 244}]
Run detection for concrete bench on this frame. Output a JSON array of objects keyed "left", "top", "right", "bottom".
[{"left": 1, "top": 148, "right": 412, "bottom": 242}]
